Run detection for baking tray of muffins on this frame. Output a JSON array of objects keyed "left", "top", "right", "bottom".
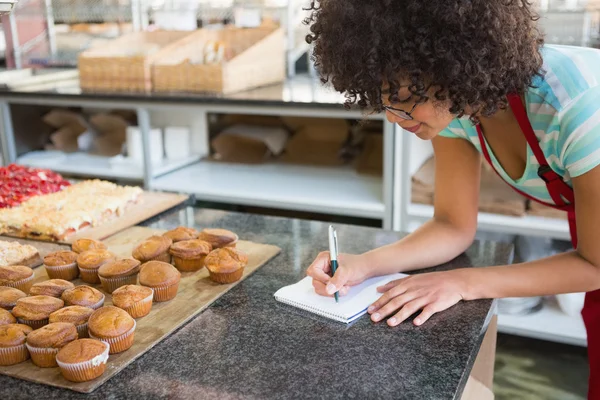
[{"left": 0, "top": 225, "right": 280, "bottom": 393}]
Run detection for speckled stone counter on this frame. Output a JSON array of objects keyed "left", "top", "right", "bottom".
[{"left": 0, "top": 207, "right": 513, "bottom": 400}]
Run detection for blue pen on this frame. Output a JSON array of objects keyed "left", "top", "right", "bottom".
[{"left": 328, "top": 225, "right": 339, "bottom": 303}]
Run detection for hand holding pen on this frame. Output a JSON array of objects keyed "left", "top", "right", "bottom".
[{"left": 328, "top": 225, "right": 340, "bottom": 303}]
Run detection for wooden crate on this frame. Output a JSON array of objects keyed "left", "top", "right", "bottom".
[
  {"left": 78, "top": 30, "right": 194, "bottom": 92},
  {"left": 152, "top": 26, "right": 285, "bottom": 94}
]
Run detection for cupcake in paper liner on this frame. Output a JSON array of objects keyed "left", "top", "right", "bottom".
[
  {"left": 12, "top": 295, "right": 64, "bottom": 330},
  {"left": 56, "top": 339, "right": 109, "bottom": 382},
  {"left": 98, "top": 259, "right": 141, "bottom": 294},
  {"left": 205, "top": 247, "right": 249, "bottom": 284},
  {"left": 0, "top": 287, "right": 26, "bottom": 311},
  {"left": 111, "top": 285, "right": 153, "bottom": 319},
  {"left": 50, "top": 305, "right": 94, "bottom": 339},
  {"left": 61, "top": 286, "right": 105, "bottom": 310},
  {"left": 26, "top": 322, "right": 78, "bottom": 368},
  {"left": 0, "top": 324, "right": 32, "bottom": 366},
  {"left": 169, "top": 239, "right": 212, "bottom": 272},
  {"left": 44, "top": 251, "right": 79, "bottom": 281},
  {"left": 139, "top": 261, "right": 181, "bottom": 302},
  {"left": 88, "top": 306, "right": 136, "bottom": 354},
  {"left": 77, "top": 249, "right": 118, "bottom": 284},
  {"left": 132, "top": 235, "right": 173, "bottom": 264},
  {"left": 0, "top": 265, "right": 35, "bottom": 293}
]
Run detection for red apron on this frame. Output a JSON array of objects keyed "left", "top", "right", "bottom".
[{"left": 475, "top": 93, "right": 600, "bottom": 399}]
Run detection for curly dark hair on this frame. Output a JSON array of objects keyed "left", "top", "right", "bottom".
[{"left": 305, "top": 0, "right": 545, "bottom": 118}]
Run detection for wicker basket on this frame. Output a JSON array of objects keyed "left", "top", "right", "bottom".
[
  {"left": 78, "top": 30, "right": 194, "bottom": 92},
  {"left": 152, "top": 26, "right": 285, "bottom": 94}
]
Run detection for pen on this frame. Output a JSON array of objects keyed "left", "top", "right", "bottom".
[{"left": 328, "top": 225, "right": 339, "bottom": 303}]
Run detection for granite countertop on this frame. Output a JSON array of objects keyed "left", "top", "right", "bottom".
[
  {"left": 0, "top": 207, "right": 513, "bottom": 399},
  {"left": 0, "top": 71, "right": 349, "bottom": 109}
]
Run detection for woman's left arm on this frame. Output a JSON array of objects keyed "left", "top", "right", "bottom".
[{"left": 368, "top": 166, "right": 600, "bottom": 327}]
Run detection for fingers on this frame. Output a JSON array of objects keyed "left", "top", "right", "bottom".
[
  {"left": 312, "top": 280, "right": 350, "bottom": 297},
  {"left": 306, "top": 251, "right": 331, "bottom": 283},
  {"left": 326, "top": 267, "right": 350, "bottom": 295},
  {"left": 387, "top": 298, "right": 430, "bottom": 327},
  {"left": 368, "top": 282, "right": 408, "bottom": 315},
  {"left": 370, "top": 292, "right": 415, "bottom": 322},
  {"left": 376, "top": 277, "right": 409, "bottom": 293},
  {"left": 414, "top": 304, "right": 442, "bottom": 326}
]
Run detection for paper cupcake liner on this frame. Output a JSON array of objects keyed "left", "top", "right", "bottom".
[
  {"left": 78, "top": 267, "right": 101, "bottom": 284},
  {"left": 76, "top": 323, "right": 89, "bottom": 338},
  {"left": 149, "top": 281, "right": 180, "bottom": 302},
  {"left": 99, "top": 274, "right": 138, "bottom": 294},
  {"left": 0, "top": 343, "right": 29, "bottom": 366},
  {"left": 4, "top": 274, "right": 35, "bottom": 294},
  {"left": 89, "top": 295, "right": 106, "bottom": 310},
  {"left": 26, "top": 344, "right": 60, "bottom": 368},
  {"left": 0, "top": 302, "right": 16, "bottom": 311},
  {"left": 90, "top": 320, "right": 136, "bottom": 354},
  {"left": 45, "top": 262, "right": 79, "bottom": 281},
  {"left": 172, "top": 256, "right": 206, "bottom": 272},
  {"left": 57, "top": 342, "right": 109, "bottom": 382},
  {"left": 121, "top": 292, "right": 153, "bottom": 319},
  {"left": 17, "top": 317, "right": 49, "bottom": 330},
  {"left": 208, "top": 267, "right": 244, "bottom": 284}
]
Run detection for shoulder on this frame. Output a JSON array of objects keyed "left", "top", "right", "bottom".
[
  {"left": 438, "top": 117, "right": 477, "bottom": 140},
  {"left": 530, "top": 44, "right": 600, "bottom": 113}
]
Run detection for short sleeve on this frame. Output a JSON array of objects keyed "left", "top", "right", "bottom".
[
  {"left": 559, "top": 86, "right": 600, "bottom": 178},
  {"left": 437, "top": 118, "right": 470, "bottom": 140}
]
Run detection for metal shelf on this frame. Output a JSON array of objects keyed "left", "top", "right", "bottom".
[
  {"left": 17, "top": 151, "right": 201, "bottom": 180},
  {"left": 151, "top": 160, "right": 385, "bottom": 219}
]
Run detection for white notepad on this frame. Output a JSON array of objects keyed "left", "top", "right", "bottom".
[{"left": 274, "top": 273, "right": 409, "bottom": 323}]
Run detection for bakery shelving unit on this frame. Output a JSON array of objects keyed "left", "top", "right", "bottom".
[{"left": 0, "top": 75, "right": 395, "bottom": 229}]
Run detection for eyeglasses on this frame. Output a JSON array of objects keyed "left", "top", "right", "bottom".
[{"left": 382, "top": 102, "right": 418, "bottom": 120}]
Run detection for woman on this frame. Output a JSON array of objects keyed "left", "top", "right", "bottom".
[{"left": 304, "top": 1, "right": 600, "bottom": 398}]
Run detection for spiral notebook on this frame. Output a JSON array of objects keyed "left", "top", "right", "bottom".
[{"left": 274, "top": 273, "right": 409, "bottom": 323}]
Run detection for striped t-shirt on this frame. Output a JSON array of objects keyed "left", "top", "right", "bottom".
[{"left": 438, "top": 44, "right": 600, "bottom": 205}]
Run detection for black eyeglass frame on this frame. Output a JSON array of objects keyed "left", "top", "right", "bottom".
[{"left": 382, "top": 102, "right": 419, "bottom": 120}]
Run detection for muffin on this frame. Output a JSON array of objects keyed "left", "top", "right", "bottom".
[
  {"left": 139, "top": 261, "right": 181, "bottom": 302},
  {"left": 76, "top": 249, "right": 117, "bottom": 284},
  {"left": 49, "top": 306, "right": 95, "bottom": 338},
  {"left": 111, "top": 285, "right": 153, "bottom": 319},
  {"left": 132, "top": 236, "right": 173, "bottom": 264},
  {"left": 88, "top": 306, "right": 136, "bottom": 354},
  {"left": 44, "top": 251, "right": 79, "bottom": 281},
  {"left": 0, "top": 309, "right": 16, "bottom": 325},
  {"left": 163, "top": 227, "right": 199, "bottom": 243},
  {"left": 198, "top": 228, "right": 238, "bottom": 249},
  {"left": 25, "top": 322, "right": 78, "bottom": 368},
  {"left": 0, "top": 324, "right": 32, "bottom": 366},
  {"left": 11, "top": 295, "right": 64, "bottom": 329},
  {"left": 169, "top": 240, "right": 212, "bottom": 272},
  {"left": 71, "top": 238, "right": 107, "bottom": 254},
  {"left": 0, "top": 286, "right": 27, "bottom": 310},
  {"left": 0, "top": 265, "right": 34, "bottom": 293},
  {"left": 98, "top": 259, "right": 141, "bottom": 294},
  {"left": 204, "top": 247, "right": 249, "bottom": 284},
  {"left": 56, "top": 339, "right": 109, "bottom": 382},
  {"left": 61, "top": 286, "right": 105, "bottom": 310},
  {"left": 29, "top": 279, "right": 75, "bottom": 298}
]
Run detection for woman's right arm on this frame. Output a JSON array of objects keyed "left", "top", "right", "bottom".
[{"left": 307, "top": 135, "right": 482, "bottom": 296}]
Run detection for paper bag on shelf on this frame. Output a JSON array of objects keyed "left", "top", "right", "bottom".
[
  {"left": 478, "top": 165, "right": 526, "bottom": 216},
  {"left": 355, "top": 133, "right": 383, "bottom": 177},
  {"left": 49, "top": 125, "right": 86, "bottom": 153},
  {"left": 281, "top": 122, "right": 349, "bottom": 166},
  {"left": 42, "top": 109, "right": 86, "bottom": 129},
  {"left": 211, "top": 124, "right": 290, "bottom": 164}
]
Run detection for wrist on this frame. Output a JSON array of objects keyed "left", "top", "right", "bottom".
[{"left": 453, "top": 268, "right": 486, "bottom": 301}]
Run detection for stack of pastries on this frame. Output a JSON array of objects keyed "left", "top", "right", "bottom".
[{"left": 0, "top": 226, "right": 247, "bottom": 383}]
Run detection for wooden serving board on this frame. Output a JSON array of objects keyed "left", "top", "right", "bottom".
[
  {"left": 0, "top": 226, "right": 281, "bottom": 393},
  {"left": 2, "top": 191, "right": 189, "bottom": 245}
]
